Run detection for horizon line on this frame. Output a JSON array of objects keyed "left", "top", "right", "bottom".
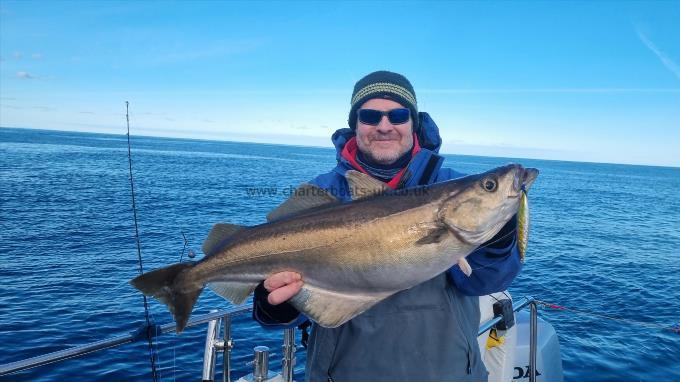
[{"left": 2, "top": 125, "right": 678, "bottom": 170}]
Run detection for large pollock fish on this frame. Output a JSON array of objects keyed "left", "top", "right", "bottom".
[{"left": 131, "top": 164, "right": 538, "bottom": 333}]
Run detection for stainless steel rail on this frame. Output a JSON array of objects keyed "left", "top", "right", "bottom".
[
  {"left": 477, "top": 296, "right": 538, "bottom": 382},
  {"left": 281, "top": 328, "right": 296, "bottom": 382},
  {"left": 2, "top": 296, "right": 540, "bottom": 381},
  {"left": 0, "top": 305, "right": 251, "bottom": 376},
  {"left": 477, "top": 295, "right": 534, "bottom": 336}
]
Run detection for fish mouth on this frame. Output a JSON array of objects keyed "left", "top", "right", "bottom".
[
  {"left": 523, "top": 167, "right": 539, "bottom": 190},
  {"left": 511, "top": 166, "right": 539, "bottom": 196}
]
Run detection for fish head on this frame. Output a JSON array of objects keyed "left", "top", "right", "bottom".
[{"left": 439, "top": 164, "right": 539, "bottom": 245}]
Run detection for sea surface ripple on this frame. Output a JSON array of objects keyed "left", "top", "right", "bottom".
[{"left": 1, "top": 128, "right": 678, "bottom": 381}]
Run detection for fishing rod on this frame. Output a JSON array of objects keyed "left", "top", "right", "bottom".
[{"left": 126, "top": 101, "right": 160, "bottom": 382}]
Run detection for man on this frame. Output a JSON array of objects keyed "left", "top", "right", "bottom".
[{"left": 253, "top": 71, "right": 521, "bottom": 381}]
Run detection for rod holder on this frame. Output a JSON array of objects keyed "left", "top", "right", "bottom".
[
  {"left": 222, "top": 314, "right": 232, "bottom": 382},
  {"left": 202, "top": 311, "right": 222, "bottom": 382},
  {"left": 253, "top": 346, "right": 270, "bottom": 382}
]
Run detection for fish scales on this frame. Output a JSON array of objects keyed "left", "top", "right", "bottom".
[{"left": 131, "top": 164, "right": 538, "bottom": 332}]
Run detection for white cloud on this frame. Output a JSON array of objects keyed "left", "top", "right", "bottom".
[
  {"left": 16, "top": 71, "right": 35, "bottom": 79},
  {"left": 32, "top": 53, "right": 43, "bottom": 59},
  {"left": 636, "top": 29, "right": 680, "bottom": 81}
]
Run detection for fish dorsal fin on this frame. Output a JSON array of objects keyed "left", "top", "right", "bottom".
[
  {"left": 202, "top": 223, "right": 246, "bottom": 255},
  {"left": 266, "top": 183, "right": 337, "bottom": 222},
  {"left": 345, "top": 170, "right": 390, "bottom": 200}
]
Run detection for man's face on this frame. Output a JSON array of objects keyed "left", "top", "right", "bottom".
[{"left": 355, "top": 98, "right": 414, "bottom": 165}]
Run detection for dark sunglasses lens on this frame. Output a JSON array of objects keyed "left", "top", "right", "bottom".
[
  {"left": 388, "top": 108, "right": 410, "bottom": 124},
  {"left": 358, "top": 109, "right": 383, "bottom": 125}
]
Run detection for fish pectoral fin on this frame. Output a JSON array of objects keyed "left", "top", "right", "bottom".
[
  {"left": 289, "top": 284, "right": 389, "bottom": 328},
  {"left": 415, "top": 225, "right": 451, "bottom": 245},
  {"left": 345, "top": 170, "right": 390, "bottom": 200},
  {"left": 202, "top": 223, "right": 247, "bottom": 255},
  {"left": 207, "top": 281, "right": 257, "bottom": 305},
  {"left": 458, "top": 258, "right": 472, "bottom": 277},
  {"left": 266, "top": 183, "right": 338, "bottom": 222}
]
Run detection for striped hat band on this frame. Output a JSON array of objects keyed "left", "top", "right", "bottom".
[{"left": 351, "top": 82, "right": 417, "bottom": 109}]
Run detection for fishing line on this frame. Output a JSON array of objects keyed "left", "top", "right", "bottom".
[
  {"left": 126, "top": 101, "right": 160, "bottom": 382},
  {"left": 465, "top": 226, "right": 520, "bottom": 272},
  {"left": 478, "top": 227, "right": 518, "bottom": 251},
  {"left": 536, "top": 300, "right": 680, "bottom": 334},
  {"left": 178, "top": 232, "right": 188, "bottom": 262},
  {"left": 154, "top": 324, "right": 163, "bottom": 382}
]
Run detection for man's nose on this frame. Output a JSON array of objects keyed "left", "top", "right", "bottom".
[{"left": 376, "top": 115, "right": 394, "bottom": 132}]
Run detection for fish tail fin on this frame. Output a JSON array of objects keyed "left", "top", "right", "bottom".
[{"left": 130, "top": 262, "right": 202, "bottom": 333}]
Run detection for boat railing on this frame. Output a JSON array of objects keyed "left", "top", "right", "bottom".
[{"left": 0, "top": 296, "right": 540, "bottom": 382}]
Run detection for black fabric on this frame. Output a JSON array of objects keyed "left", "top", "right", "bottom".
[
  {"left": 348, "top": 70, "right": 419, "bottom": 131},
  {"left": 482, "top": 215, "right": 518, "bottom": 251},
  {"left": 418, "top": 154, "right": 440, "bottom": 186},
  {"left": 355, "top": 149, "right": 412, "bottom": 182},
  {"left": 298, "top": 320, "right": 312, "bottom": 349},
  {"left": 252, "top": 282, "right": 300, "bottom": 324}
]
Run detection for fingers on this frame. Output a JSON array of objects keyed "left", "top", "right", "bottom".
[
  {"left": 268, "top": 280, "right": 303, "bottom": 305},
  {"left": 263, "top": 271, "right": 303, "bottom": 305},
  {"left": 263, "top": 271, "right": 302, "bottom": 291}
]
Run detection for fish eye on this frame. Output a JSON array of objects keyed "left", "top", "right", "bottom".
[{"left": 481, "top": 177, "right": 497, "bottom": 192}]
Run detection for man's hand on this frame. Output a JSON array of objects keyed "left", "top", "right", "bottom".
[{"left": 263, "top": 272, "right": 303, "bottom": 305}]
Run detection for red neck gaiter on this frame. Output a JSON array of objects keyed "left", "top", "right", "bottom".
[{"left": 340, "top": 133, "right": 421, "bottom": 189}]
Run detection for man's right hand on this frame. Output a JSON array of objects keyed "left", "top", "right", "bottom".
[{"left": 263, "top": 272, "right": 303, "bottom": 305}]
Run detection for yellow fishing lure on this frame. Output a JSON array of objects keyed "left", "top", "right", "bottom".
[{"left": 517, "top": 189, "right": 530, "bottom": 262}]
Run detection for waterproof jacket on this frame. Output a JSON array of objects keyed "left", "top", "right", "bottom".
[{"left": 254, "top": 113, "right": 522, "bottom": 382}]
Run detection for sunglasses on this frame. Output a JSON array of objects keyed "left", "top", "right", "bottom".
[{"left": 357, "top": 108, "right": 410, "bottom": 125}]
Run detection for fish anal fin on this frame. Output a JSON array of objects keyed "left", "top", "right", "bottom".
[
  {"left": 266, "top": 183, "right": 337, "bottom": 222},
  {"left": 289, "top": 284, "right": 390, "bottom": 328},
  {"left": 207, "top": 281, "right": 257, "bottom": 305},
  {"left": 202, "top": 223, "right": 246, "bottom": 255},
  {"left": 345, "top": 170, "right": 390, "bottom": 200}
]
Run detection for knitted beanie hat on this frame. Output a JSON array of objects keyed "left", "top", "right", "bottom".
[{"left": 348, "top": 70, "right": 418, "bottom": 131}]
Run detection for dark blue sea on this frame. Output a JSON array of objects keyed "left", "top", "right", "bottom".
[{"left": 1, "top": 127, "right": 679, "bottom": 381}]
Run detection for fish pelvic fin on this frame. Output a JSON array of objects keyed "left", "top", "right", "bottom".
[
  {"left": 458, "top": 257, "right": 472, "bottom": 277},
  {"left": 130, "top": 262, "right": 202, "bottom": 334},
  {"left": 207, "top": 281, "right": 257, "bottom": 305}
]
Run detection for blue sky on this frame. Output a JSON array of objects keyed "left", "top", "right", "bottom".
[{"left": 1, "top": 1, "right": 679, "bottom": 167}]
